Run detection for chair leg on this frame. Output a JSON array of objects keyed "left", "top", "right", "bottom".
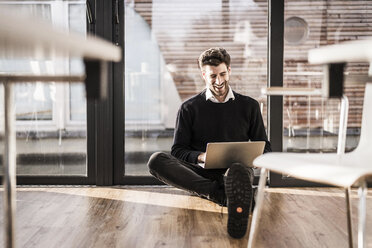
[
  {"left": 247, "top": 168, "right": 267, "bottom": 248},
  {"left": 345, "top": 187, "right": 353, "bottom": 248},
  {"left": 337, "top": 95, "right": 348, "bottom": 155},
  {"left": 358, "top": 180, "right": 367, "bottom": 248}
]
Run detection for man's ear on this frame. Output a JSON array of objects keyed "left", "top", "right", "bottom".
[
  {"left": 201, "top": 71, "right": 206, "bottom": 80},
  {"left": 228, "top": 66, "right": 231, "bottom": 75}
]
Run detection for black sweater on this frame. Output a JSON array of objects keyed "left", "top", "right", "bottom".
[{"left": 171, "top": 89, "right": 272, "bottom": 163}]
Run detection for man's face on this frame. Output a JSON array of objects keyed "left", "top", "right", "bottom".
[{"left": 202, "top": 63, "right": 231, "bottom": 100}]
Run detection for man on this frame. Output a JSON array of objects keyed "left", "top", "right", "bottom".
[{"left": 147, "top": 47, "right": 271, "bottom": 239}]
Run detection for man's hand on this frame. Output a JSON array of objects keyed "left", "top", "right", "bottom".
[{"left": 198, "top": 152, "right": 206, "bottom": 163}]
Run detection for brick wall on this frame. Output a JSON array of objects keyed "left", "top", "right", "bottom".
[{"left": 128, "top": 0, "right": 371, "bottom": 130}]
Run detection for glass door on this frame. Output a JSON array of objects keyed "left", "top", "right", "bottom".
[
  {"left": 119, "top": 0, "right": 269, "bottom": 183},
  {"left": 0, "top": 0, "right": 94, "bottom": 184},
  {"left": 270, "top": 0, "right": 371, "bottom": 186}
]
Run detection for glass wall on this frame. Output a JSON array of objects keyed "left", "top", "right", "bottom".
[
  {"left": 124, "top": 0, "right": 268, "bottom": 176},
  {"left": 0, "top": 1, "right": 87, "bottom": 176},
  {"left": 283, "top": 0, "right": 371, "bottom": 156}
]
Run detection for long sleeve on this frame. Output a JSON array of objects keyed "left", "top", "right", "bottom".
[{"left": 171, "top": 105, "right": 202, "bottom": 163}]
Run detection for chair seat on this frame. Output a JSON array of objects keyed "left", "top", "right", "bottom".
[{"left": 253, "top": 150, "right": 372, "bottom": 187}]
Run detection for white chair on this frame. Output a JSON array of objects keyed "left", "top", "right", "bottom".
[
  {"left": 247, "top": 38, "right": 372, "bottom": 248},
  {"left": 248, "top": 84, "right": 371, "bottom": 248}
]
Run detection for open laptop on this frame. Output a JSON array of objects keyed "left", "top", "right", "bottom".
[{"left": 198, "top": 141, "right": 265, "bottom": 169}]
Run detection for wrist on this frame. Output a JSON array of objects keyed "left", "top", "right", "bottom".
[{"left": 197, "top": 152, "right": 206, "bottom": 163}]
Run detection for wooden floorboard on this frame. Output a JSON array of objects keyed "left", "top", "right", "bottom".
[{"left": 0, "top": 187, "right": 371, "bottom": 248}]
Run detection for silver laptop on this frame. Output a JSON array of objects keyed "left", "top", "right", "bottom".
[{"left": 198, "top": 141, "right": 265, "bottom": 169}]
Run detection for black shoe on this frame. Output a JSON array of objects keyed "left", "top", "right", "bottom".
[{"left": 225, "top": 163, "right": 253, "bottom": 239}]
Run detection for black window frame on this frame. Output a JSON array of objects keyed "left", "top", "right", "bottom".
[
  {"left": 6, "top": 0, "right": 326, "bottom": 186},
  {"left": 2, "top": 0, "right": 97, "bottom": 185}
]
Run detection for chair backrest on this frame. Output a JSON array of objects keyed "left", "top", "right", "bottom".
[{"left": 355, "top": 82, "right": 372, "bottom": 152}]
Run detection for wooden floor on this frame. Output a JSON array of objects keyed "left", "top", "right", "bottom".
[{"left": 0, "top": 187, "right": 371, "bottom": 248}]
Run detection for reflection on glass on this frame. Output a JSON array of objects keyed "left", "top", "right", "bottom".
[
  {"left": 15, "top": 83, "right": 54, "bottom": 120},
  {"left": 1, "top": 3, "right": 51, "bottom": 20},
  {"left": 69, "top": 84, "right": 86, "bottom": 121},
  {"left": 124, "top": 1, "right": 268, "bottom": 176},
  {"left": 283, "top": 0, "right": 369, "bottom": 160},
  {"left": 284, "top": 96, "right": 342, "bottom": 153},
  {"left": 0, "top": 1, "right": 87, "bottom": 176},
  {"left": 69, "top": 4, "right": 87, "bottom": 122},
  {"left": 125, "top": 6, "right": 161, "bottom": 123}
]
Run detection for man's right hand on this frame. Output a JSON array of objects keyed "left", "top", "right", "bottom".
[{"left": 198, "top": 152, "right": 206, "bottom": 163}]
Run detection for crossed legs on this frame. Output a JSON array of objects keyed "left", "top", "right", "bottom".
[
  {"left": 147, "top": 152, "right": 255, "bottom": 238},
  {"left": 147, "top": 152, "right": 227, "bottom": 205}
]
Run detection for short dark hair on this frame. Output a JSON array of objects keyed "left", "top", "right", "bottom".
[{"left": 198, "top": 47, "right": 231, "bottom": 69}]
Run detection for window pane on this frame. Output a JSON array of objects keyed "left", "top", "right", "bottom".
[
  {"left": 124, "top": 0, "right": 268, "bottom": 176},
  {"left": 283, "top": 1, "right": 370, "bottom": 158},
  {"left": 69, "top": 83, "right": 86, "bottom": 121},
  {"left": 0, "top": 1, "right": 87, "bottom": 176},
  {"left": 15, "top": 83, "right": 54, "bottom": 120},
  {"left": 0, "top": 4, "right": 54, "bottom": 121},
  {"left": 69, "top": 4, "right": 87, "bottom": 121}
]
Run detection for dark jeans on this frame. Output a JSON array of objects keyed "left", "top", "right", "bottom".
[{"left": 147, "top": 152, "right": 254, "bottom": 206}]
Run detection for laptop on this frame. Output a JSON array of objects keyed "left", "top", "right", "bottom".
[{"left": 198, "top": 141, "right": 265, "bottom": 169}]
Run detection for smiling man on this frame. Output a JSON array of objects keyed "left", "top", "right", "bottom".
[
  {"left": 147, "top": 47, "right": 271, "bottom": 239},
  {"left": 204, "top": 62, "right": 231, "bottom": 101}
]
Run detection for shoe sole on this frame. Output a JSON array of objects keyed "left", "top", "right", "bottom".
[{"left": 225, "top": 164, "right": 253, "bottom": 239}]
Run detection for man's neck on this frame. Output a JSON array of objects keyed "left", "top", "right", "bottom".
[{"left": 213, "top": 92, "right": 228, "bottom": 103}]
